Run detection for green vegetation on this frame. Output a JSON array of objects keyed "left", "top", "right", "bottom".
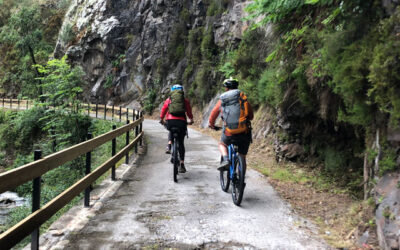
[
  {"left": 149, "top": 0, "right": 399, "bottom": 192},
  {"left": 0, "top": 0, "right": 68, "bottom": 98},
  {"left": 226, "top": 0, "right": 400, "bottom": 190},
  {"left": 0, "top": 112, "right": 126, "bottom": 249}
]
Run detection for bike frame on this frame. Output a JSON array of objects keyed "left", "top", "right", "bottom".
[{"left": 228, "top": 144, "right": 238, "bottom": 179}]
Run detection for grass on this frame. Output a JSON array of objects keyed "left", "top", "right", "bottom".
[
  {"left": 247, "top": 140, "right": 377, "bottom": 248},
  {"left": 251, "top": 160, "right": 346, "bottom": 194}
]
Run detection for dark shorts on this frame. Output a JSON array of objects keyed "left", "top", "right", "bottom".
[{"left": 220, "top": 131, "right": 252, "bottom": 155}]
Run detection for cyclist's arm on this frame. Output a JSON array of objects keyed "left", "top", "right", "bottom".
[
  {"left": 208, "top": 100, "right": 221, "bottom": 128},
  {"left": 160, "top": 98, "right": 170, "bottom": 120}
]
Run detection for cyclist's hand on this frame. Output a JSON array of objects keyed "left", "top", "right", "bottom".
[
  {"left": 208, "top": 124, "right": 215, "bottom": 129},
  {"left": 188, "top": 119, "right": 194, "bottom": 125},
  {"left": 159, "top": 119, "right": 164, "bottom": 125}
]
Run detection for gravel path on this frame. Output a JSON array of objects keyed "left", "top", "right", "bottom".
[{"left": 55, "top": 119, "right": 329, "bottom": 249}]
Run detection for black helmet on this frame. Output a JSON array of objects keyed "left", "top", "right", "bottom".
[{"left": 222, "top": 77, "right": 239, "bottom": 89}]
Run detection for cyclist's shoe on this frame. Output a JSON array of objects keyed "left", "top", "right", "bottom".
[
  {"left": 179, "top": 163, "right": 187, "bottom": 173},
  {"left": 218, "top": 159, "right": 230, "bottom": 171},
  {"left": 165, "top": 144, "right": 171, "bottom": 154}
]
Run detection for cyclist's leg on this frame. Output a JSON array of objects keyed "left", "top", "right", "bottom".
[
  {"left": 178, "top": 126, "right": 186, "bottom": 163},
  {"left": 236, "top": 132, "right": 251, "bottom": 173},
  {"left": 176, "top": 120, "right": 187, "bottom": 173},
  {"left": 218, "top": 133, "right": 231, "bottom": 170},
  {"left": 165, "top": 120, "right": 172, "bottom": 153}
]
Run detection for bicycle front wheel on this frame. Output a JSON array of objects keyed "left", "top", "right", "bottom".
[
  {"left": 220, "top": 157, "right": 230, "bottom": 192},
  {"left": 231, "top": 155, "right": 246, "bottom": 206},
  {"left": 172, "top": 140, "right": 178, "bottom": 182}
]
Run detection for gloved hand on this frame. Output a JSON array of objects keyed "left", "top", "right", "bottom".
[{"left": 188, "top": 119, "right": 194, "bottom": 125}]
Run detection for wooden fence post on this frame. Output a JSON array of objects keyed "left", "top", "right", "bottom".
[
  {"left": 119, "top": 106, "right": 122, "bottom": 122},
  {"left": 104, "top": 104, "right": 107, "bottom": 120},
  {"left": 95, "top": 99, "right": 98, "bottom": 118},
  {"left": 26, "top": 99, "right": 29, "bottom": 110},
  {"left": 126, "top": 108, "right": 129, "bottom": 121},
  {"left": 139, "top": 111, "right": 143, "bottom": 146},
  {"left": 18, "top": 99, "right": 20, "bottom": 110},
  {"left": 111, "top": 125, "right": 116, "bottom": 180},
  {"left": 51, "top": 129, "right": 56, "bottom": 152},
  {"left": 135, "top": 111, "right": 139, "bottom": 154},
  {"left": 112, "top": 105, "right": 114, "bottom": 121},
  {"left": 126, "top": 120, "right": 130, "bottom": 164},
  {"left": 31, "top": 150, "right": 42, "bottom": 250},
  {"left": 84, "top": 133, "right": 92, "bottom": 207}
]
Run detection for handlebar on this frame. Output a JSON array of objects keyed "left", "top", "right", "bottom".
[
  {"left": 159, "top": 120, "right": 194, "bottom": 125},
  {"left": 210, "top": 126, "right": 222, "bottom": 131}
]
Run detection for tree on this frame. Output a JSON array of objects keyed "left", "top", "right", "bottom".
[
  {"left": 0, "top": 5, "right": 45, "bottom": 96},
  {"left": 35, "top": 56, "right": 90, "bottom": 147}
]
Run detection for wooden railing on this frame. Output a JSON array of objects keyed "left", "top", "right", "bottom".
[
  {"left": 0, "top": 102, "right": 145, "bottom": 250},
  {"left": 0, "top": 98, "right": 137, "bottom": 122}
]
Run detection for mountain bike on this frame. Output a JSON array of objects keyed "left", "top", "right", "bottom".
[
  {"left": 213, "top": 126, "right": 246, "bottom": 206},
  {"left": 161, "top": 120, "right": 193, "bottom": 183}
]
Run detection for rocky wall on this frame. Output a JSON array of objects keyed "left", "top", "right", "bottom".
[{"left": 54, "top": 0, "right": 254, "bottom": 107}]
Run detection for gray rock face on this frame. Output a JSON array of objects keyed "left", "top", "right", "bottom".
[
  {"left": 375, "top": 172, "right": 400, "bottom": 250},
  {"left": 382, "top": 0, "right": 400, "bottom": 14},
  {"left": 201, "top": 93, "right": 221, "bottom": 128},
  {"left": 55, "top": 0, "right": 256, "bottom": 107}
]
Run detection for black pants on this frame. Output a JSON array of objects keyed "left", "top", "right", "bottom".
[{"left": 166, "top": 119, "right": 187, "bottom": 161}]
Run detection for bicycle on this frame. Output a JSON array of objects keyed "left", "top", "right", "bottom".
[
  {"left": 160, "top": 120, "right": 193, "bottom": 183},
  {"left": 213, "top": 126, "right": 247, "bottom": 206}
]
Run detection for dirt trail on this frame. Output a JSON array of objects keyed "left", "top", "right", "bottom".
[{"left": 51, "top": 119, "right": 329, "bottom": 249}]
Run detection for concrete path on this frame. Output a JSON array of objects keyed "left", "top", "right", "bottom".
[{"left": 50, "top": 120, "right": 329, "bottom": 249}]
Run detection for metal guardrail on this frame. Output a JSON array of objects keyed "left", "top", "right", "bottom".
[{"left": 0, "top": 100, "right": 145, "bottom": 250}]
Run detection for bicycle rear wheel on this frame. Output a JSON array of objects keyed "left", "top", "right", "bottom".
[
  {"left": 219, "top": 157, "right": 230, "bottom": 192},
  {"left": 172, "top": 140, "right": 178, "bottom": 182},
  {"left": 231, "top": 155, "right": 246, "bottom": 206}
]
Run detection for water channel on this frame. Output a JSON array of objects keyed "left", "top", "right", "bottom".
[{"left": 0, "top": 191, "right": 26, "bottom": 226}]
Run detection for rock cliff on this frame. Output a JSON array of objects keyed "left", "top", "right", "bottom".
[{"left": 54, "top": 0, "right": 255, "bottom": 108}]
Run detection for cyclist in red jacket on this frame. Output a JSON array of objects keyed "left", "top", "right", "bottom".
[{"left": 160, "top": 84, "right": 194, "bottom": 173}]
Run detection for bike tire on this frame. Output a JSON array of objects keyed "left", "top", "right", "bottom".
[
  {"left": 172, "top": 140, "right": 178, "bottom": 183},
  {"left": 219, "top": 157, "right": 230, "bottom": 192},
  {"left": 231, "top": 155, "right": 246, "bottom": 206}
]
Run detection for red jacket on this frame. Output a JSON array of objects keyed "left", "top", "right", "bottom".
[{"left": 160, "top": 98, "right": 193, "bottom": 122}]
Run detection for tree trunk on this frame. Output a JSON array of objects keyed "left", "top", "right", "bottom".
[
  {"left": 28, "top": 45, "right": 43, "bottom": 97},
  {"left": 363, "top": 152, "right": 369, "bottom": 200},
  {"left": 374, "top": 129, "right": 381, "bottom": 177}
]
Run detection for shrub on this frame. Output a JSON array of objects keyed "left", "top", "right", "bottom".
[{"left": 143, "top": 88, "right": 157, "bottom": 115}]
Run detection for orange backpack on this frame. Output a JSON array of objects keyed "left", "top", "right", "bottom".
[{"left": 220, "top": 90, "right": 250, "bottom": 134}]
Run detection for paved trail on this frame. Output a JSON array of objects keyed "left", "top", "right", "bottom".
[{"left": 60, "top": 120, "right": 328, "bottom": 249}]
